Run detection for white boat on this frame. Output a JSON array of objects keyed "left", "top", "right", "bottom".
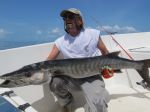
[{"left": 0, "top": 32, "right": 150, "bottom": 112}]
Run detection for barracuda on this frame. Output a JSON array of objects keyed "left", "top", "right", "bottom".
[{"left": 0, "top": 52, "right": 150, "bottom": 88}]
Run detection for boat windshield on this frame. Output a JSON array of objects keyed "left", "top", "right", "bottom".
[{"left": 0, "top": 96, "right": 22, "bottom": 112}]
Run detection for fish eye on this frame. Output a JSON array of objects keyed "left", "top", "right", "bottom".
[{"left": 25, "top": 72, "right": 32, "bottom": 77}]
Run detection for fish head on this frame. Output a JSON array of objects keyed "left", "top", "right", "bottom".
[{"left": 0, "top": 70, "right": 50, "bottom": 88}]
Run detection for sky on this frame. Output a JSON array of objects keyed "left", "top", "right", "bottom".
[{"left": 0, "top": 0, "right": 150, "bottom": 44}]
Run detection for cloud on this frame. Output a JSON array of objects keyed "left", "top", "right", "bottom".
[
  {"left": 0, "top": 29, "right": 6, "bottom": 35},
  {"left": 48, "top": 27, "right": 64, "bottom": 36},
  {"left": 51, "top": 27, "right": 60, "bottom": 33},
  {"left": 34, "top": 27, "right": 64, "bottom": 41},
  {"left": 36, "top": 30, "right": 42, "bottom": 35},
  {"left": 0, "top": 28, "right": 12, "bottom": 38},
  {"left": 96, "top": 25, "right": 137, "bottom": 34}
]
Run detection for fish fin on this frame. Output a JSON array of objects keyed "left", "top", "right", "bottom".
[
  {"left": 136, "top": 59, "right": 150, "bottom": 89},
  {"left": 107, "top": 51, "right": 121, "bottom": 57}
]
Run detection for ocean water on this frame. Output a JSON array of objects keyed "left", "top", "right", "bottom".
[{"left": 0, "top": 41, "right": 47, "bottom": 51}]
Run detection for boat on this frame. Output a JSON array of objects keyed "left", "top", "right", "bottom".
[{"left": 0, "top": 32, "right": 150, "bottom": 112}]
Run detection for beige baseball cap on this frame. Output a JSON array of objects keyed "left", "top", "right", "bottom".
[{"left": 60, "top": 8, "right": 82, "bottom": 17}]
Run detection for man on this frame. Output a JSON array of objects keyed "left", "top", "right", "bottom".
[{"left": 47, "top": 8, "right": 113, "bottom": 112}]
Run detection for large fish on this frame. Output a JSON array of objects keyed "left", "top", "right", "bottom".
[{"left": 0, "top": 52, "right": 150, "bottom": 88}]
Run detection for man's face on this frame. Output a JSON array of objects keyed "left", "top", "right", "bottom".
[
  {"left": 63, "top": 13, "right": 81, "bottom": 36},
  {"left": 63, "top": 13, "right": 77, "bottom": 30}
]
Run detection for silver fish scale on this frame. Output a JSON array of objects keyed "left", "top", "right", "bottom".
[
  {"left": 100, "top": 57, "right": 109, "bottom": 66},
  {"left": 64, "top": 64, "right": 72, "bottom": 75},
  {"left": 62, "top": 61, "right": 77, "bottom": 76},
  {"left": 70, "top": 62, "right": 77, "bottom": 76},
  {"left": 80, "top": 60, "right": 92, "bottom": 77},
  {"left": 75, "top": 61, "right": 86, "bottom": 76},
  {"left": 57, "top": 59, "right": 99, "bottom": 78},
  {"left": 90, "top": 59, "right": 98, "bottom": 72},
  {"left": 80, "top": 62, "right": 87, "bottom": 74},
  {"left": 76, "top": 62, "right": 84, "bottom": 75}
]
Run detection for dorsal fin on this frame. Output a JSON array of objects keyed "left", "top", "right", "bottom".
[{"left": 107, "top": 51, "right": 120, "bottom": 57}]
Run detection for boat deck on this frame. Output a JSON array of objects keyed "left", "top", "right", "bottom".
[
  {"left": 107, "top": 85, "right": 150, "bottom": 112},
  {"left": 0, "top": 32, "right": 150, "bottom": 112}
]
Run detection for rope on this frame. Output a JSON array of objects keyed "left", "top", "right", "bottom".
[{"left": 90, "top": 16, "right": 134, "bottom": 60}]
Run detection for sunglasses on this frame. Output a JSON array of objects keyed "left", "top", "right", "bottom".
[{"left": 63, "top": 14, "right": 79, "bottom": 20}]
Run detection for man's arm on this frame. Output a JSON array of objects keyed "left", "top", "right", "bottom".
[
  {"left": 97, "top": 36, "right": 109, "bottom": 55},
  {"left": 47, "top": 44, "right": 60, "bottom": 60},
  {"left": 97, "top": 36, "right": 114, "bottom": 78}
]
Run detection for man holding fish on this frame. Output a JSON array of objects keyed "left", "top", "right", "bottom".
[{"left": 47, "top": 8, "right": 113, "bottom": 112}]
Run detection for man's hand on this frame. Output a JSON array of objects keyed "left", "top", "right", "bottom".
[{"left": 101, "top": 66, "right": 114, "bottom": 79}]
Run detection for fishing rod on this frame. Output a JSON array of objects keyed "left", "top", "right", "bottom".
[{"left": 90, "top": 16, "right": 134, "bottom": 60}]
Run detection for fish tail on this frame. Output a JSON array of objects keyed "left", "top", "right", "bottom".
[{"left": 136, "top": 59, "right": 150, "bottom": 88}]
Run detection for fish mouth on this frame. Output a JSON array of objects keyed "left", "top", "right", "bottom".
[
  {"left": 0, "top": 71, "right": 50, "bottom": 88},
  {"left": 0, "top": 79, "right": 26, "bottom": 88}
]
